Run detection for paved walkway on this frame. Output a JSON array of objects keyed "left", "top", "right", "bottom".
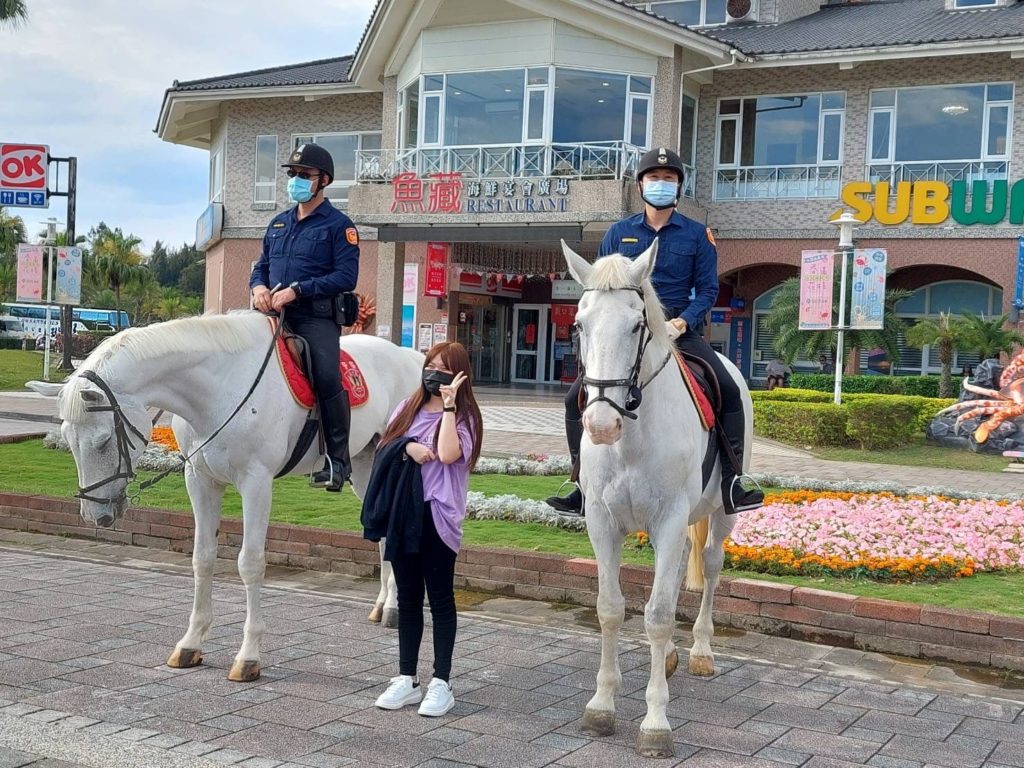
[
  {"left": 2, "top": 390, "right": 1021, "bottom": 495},
  {"left": 1, "top": 533, "right": 1023, "bottom": 768}
]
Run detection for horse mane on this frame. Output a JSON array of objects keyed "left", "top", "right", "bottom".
[
  {"left": 589, "top": 255, "right": 672, "bottom": 353},
  {"left": 60, "top": 311, "right": 269, "bottom": 422}
]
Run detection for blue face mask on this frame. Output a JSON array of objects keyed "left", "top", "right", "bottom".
[
  {"left": 287, "top": 176, "right": 315, "bottom": 203},
  {"left": 641, "top": 180, "right": 678, "bottom": 209}
]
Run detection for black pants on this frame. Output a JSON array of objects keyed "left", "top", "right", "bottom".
[
  {"left": 285, "top": 306, "right": 342, "bottom": 400},
  {"left": 392, "top": 504, "right": 458, "bottom": 682},
  {"left": 565, "top": 328, "right": 742, "bottom": 421}
]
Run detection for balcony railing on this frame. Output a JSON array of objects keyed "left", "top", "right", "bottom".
[
  {"left": 355, "top": 142, "right": 696, "bottom": 197},
  {"left": 714, "top": 164, "right": 842, "bottom": 201},
  {"left": 866, "top": 160, "right": 1008, "bottom": 185}
]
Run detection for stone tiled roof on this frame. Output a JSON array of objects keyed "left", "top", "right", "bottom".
[
  {"left": 612, "top": 0, "right": 1024, "bottom": 55},
  {"left": 170, "top": 56, "right": 353, "bottom": 92}
]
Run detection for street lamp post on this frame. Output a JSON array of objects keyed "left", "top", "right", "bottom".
[
  {"left": 829, "top": 211, "right": 862, "bottom": 405},
  {"left": 41, "top": 217, "right": 58, "bottom": 382}
]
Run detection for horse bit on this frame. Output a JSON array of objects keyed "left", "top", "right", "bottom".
[{"left": 578, "top": 286, "right": 673, "bottom": 421}]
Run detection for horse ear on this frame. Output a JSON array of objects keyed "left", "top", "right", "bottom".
[
  {"left": 629, "top": 238, "right": 659, "bottom": 285},
  {"left": 561, "top": 240, "right": 593, "bottom": 287},
  {"left": 26, "top": 380, "right": 63, "bottom": 398}
]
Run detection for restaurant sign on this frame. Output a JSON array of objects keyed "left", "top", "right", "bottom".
[
  {"left": 392, "top": 172, "right": 570, "bottom": 215},
  {"left": 841, "top": 179, "right": 1024, "bottom": 226}
]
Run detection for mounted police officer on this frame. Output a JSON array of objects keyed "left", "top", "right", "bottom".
[
  {"left": 546, "top": 147, "right": 764, "bottom": 516},
  {"left": 250, "top": 142, "right": 360, "bottom": 492}
]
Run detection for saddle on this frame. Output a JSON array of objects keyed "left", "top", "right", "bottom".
[{"left": 267, "top": 317, "right": 370, "bottom": 410}]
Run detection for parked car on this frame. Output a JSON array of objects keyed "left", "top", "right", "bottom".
[{"left": 0, "top": 316, "right": 32, "bottom": 342}]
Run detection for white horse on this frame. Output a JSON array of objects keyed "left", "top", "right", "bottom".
[
  {"left": 562, "top": 240, "right": 745, "bottom": 758},
  {"left": 28, "top": 311, "right": 422, "bottom": 681}
]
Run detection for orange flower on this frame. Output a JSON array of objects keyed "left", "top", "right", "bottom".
[{"left": 151, "top": 426, "right": 179, "bottom": 453}]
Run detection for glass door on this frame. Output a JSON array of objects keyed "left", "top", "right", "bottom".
[
  {"left": 511, "top": 304, "right": 549, "bottom": 383},
  {"left": 457, "top": 303, "right": 507, "bottom": 383}
]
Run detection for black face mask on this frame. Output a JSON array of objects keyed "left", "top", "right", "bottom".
[{"left": 422, "top": 369, "right": 455, "bottom": 396}]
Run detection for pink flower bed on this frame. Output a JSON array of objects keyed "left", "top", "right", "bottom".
[{"left": 731, "top": 495, "right": 1024, "bottom": 573}]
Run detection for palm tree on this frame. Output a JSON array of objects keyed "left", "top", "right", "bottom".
[
  {"left": 91, "top": 229, "right": 146, "bottom": 329},
  {"left": 0, "top": 0, "right": 27, "bottom": 28},
  {"left": 765, "top": 271, "right": 910, "bottom": 372},
  {"left": 905, "top": 312, "right": 967, "bottom": 398},
  {"left": 123, "top": 270, "right": 163, "bottom": 325},
  {"left": 956, "top": 312, "right": 1024, "bottom": 362},
  {"left": 0, "top": 207, "right": 26, "bottom": 258}
]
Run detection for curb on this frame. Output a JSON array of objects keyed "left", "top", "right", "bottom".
[{"left": 1, "top": 491, "right": 1022, "bottom": 673}]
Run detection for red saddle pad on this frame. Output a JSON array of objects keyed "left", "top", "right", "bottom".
[{"left": 269, "top": 318, "right": 369, "bottom": 410}]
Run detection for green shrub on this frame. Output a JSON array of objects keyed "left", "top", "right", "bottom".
[
  {"left": 0, "top": 338, "right": 29, "bottom": 350},
  {"left": 844, "top": 397, "right": 920, "bottom": 450},
  {"left": 752, "top": 401, "right": 850, "bottom": 446},
  {"left": 750, "top": 388, "right": 832, "bottom": 403},
  {"left": 788, "top": 373, "right": 957, "bottom": 398}
]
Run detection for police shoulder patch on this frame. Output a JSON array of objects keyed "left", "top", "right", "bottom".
[
  {"left": 345, "top": 227, "right": 359, "bottom": 245},
  {"left": 705, "top": 227, "right": 717, "bottom": 246}
]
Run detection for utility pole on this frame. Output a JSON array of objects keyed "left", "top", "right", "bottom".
[{"left": 48, "top": 156, "right": 76, "bottom": 372}]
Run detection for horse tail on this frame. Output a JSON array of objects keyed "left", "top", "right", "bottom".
[{"left": 685, "top": 517, "right": 709, "bottom": 591}]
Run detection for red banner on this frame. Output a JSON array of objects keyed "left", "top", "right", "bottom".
[
  {"left": 551, "top": 303, "right": 578, "bottom": 327},
  {"left": 424, "top": 242, "right": 448, "bottom": 298}
]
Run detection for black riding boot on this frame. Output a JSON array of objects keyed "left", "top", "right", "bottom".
[
  {"left": 545, "top": 416, "right": 584, "bottom": 515},
  {"left": 311, "top": 391, "right": 352, "bottom": 492},
  {"left": 719, "top": 410, "right": 763, "bottom": 515}
]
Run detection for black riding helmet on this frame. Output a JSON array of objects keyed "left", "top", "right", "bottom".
[
  {"left": 636, "top": 147, "right": 686, "bottom": 210},
  {"left": 283, "top": 142, "right": 335, "bottom": 184}
]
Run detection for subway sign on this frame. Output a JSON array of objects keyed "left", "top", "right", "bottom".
[{"left": 841, "top": 180, "right": 1024, "bottom": 226}]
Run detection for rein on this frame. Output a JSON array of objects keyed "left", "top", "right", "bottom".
[
  {"left": 74, "top": 315, "right": 287, "bottom": 507},
  {"left": 579, "top": 286, "right": 673, "bottom": 421}
]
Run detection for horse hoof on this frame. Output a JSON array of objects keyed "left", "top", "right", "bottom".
[
  {"left": 368, "top": 603, "right": 383, "bottom": 623},
  {"left": 581, "top": 707, "right": 615, "bottom": 737},
  {"left": 665, "top": 647, "right": 679, "bottom": 679},
  {"left": 382, "top": 608, "right": 399, "bottom": 629},
  {"left": 688, "top": 654, "right": 715, "bottom": 677},
  {"left": 227, "top": 659, "right": 261, "bottom": 682},
  {"left": 637, "top": 728, "right": 675, "bottom": 758},
  {"left": 166, "top": 648, "right": 203, "bottom": 669}
]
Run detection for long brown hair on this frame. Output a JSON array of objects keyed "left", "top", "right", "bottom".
[{"left": 378, "top": 341, "right": 484, "bottom": 470}]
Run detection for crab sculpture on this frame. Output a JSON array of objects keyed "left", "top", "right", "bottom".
[{"left": 937, "top": 351, "right": 1024, "bottom": 443}]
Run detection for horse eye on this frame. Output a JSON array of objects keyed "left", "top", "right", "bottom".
[{"left": 632, "top": 321, "right": 642, "bottom": 334}]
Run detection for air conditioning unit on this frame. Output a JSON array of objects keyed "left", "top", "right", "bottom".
[{"left": 727, "top": 0, "right": 758, "bottom": 22}]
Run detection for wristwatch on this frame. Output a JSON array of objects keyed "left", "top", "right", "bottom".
[
  {"left": 289, "top": 281, "right": 302, "bottom": 296},
  {"left": 443, "top": 406, "right": 457, "bottom": 413}
]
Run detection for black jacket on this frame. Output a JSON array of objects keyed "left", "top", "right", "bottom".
[{"left": 361, "top": 437, "right": 424, "bottom": 561}]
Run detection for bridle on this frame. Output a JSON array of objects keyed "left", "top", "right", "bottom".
[
  {"left": 74, "top": 369, "right": 149, "bottom": 505},
  {"left": 578, "top": 286, "right": 673, "bottom": 421}
]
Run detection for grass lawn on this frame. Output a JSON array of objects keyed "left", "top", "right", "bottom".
[
  {"left": 0, "top": 350, "right": 59, "bottom": 392},
  {"left": 2, "top": 440, "right": 1023, "bottom": 616},
  {"left": 813, "top": 435, "right": 1009, "bottom": 473}
]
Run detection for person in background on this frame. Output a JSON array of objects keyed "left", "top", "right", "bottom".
[
  {"left": 818, "top": 353, "right": 835, "bottom": 375},
  {"left": 372, "top": 342, "right": 483, "bottom": 718},
  {"left": 765, "top": 357, "right": 791, "bottom": 391}
]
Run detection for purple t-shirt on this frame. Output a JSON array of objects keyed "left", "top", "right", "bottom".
[{"left": 388, "top": 400, "right": 476, "bottom": 553}]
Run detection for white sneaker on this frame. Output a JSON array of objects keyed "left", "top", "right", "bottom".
[
  {"left": 375, "top": 675, "right": 421, "bottom": 710},
  {"left": 418, "top": 677, "right": 455, "bottom": 717}
]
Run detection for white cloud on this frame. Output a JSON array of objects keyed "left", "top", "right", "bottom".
[{"left": 0, "top": 0, "right": 378, "bottom": 252}]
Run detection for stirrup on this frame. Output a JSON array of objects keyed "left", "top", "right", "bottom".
[
  {"left": 728, "top": 473, "right": 764, "bottom": 512},
  {"left": 550, "top": 478, "right": 579, "bottom": 498},
  {"left": 310, "top": 458, "right": 342, "bottom": 489}
]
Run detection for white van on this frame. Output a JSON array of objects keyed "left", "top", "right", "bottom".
[{"left": 0, "top": 315, "right": 31, "bottom": 341}]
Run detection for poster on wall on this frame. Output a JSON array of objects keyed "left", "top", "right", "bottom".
[
  {"left": 15, "top": 244, "right": 43, "bottom": 302},
  {"left": 402, "top": 263, "right": 418, "bottom": 348},
  {"left": 424, "top": 242, "right": 448, "bottom": 298},
  {"left": 432, "top": 323, "right": 447, "bottom": 343},
  {"left": 417, "top": 323, "right": 433, "bottom": 352},
  {"left": 849, "top": 248, "right": 888, "bottom": 330},
  {"left": 798, "top": 250, "right": 835, "bottom": 330}
]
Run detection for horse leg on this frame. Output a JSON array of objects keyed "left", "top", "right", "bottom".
[
  {"left": 228, "top": 474, "right": 272, "bottom": 682},
  {"left": 689, "top": 508, "right": 733, "bottom": 678},
  {"left": 637, "top": 516, "right": 687, "bottom": 758},
  {"left": 581, "top": 515, "right": 625, "bottom": 738},
  {"left": 168, "top": 467, "right": 224, "bottom": 670}
]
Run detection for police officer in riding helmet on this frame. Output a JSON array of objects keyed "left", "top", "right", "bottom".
[
  {"left": 546, "top": 147, "right": 764, "bottom": 516},
  {"left": 250, "top": 142, "right": 360, "bottom": 492}
]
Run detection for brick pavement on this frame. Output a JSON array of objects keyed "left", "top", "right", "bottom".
[{"left": 1, "top": 540, "right": 1024, "bottom": 768}]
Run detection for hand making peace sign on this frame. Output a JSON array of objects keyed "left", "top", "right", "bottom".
[{"left": 439, "top": 372, "right": 468, "bottom": 410}]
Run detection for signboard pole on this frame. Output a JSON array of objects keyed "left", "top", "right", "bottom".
[
  {"left": 833, "top": 245, "right": 850, "bottom": 405},
  {"left": 60, "top": 158, "right": 77, "bottom": 371},
  {"left": 42, "top": 246, "right": 54, "bottom": 381}
]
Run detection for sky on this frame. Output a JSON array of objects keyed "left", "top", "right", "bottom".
[{"left": 0, "top": 0, "right": 378, "bottom": 253}]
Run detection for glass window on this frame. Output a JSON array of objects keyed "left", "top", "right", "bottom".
[
  {"left": 955, "top": 0, "right": 998, "bottom": 6},
  {"left": 528, "top": 67, "right": 548, "bottom": 85},
  {"left": 630, "top": 76, "right": 652, "bottom": 95},
  {"left": 630, "top": 98, "right": 649, "bottom": 147},
  {"left": 445, "top": 70, "right": 524, "bottom": 145},
  {"left": 895, "top": 84, "right": 985, "bottom": 161},
  {"left": 209, "top": 147, "right": 224, "bottom": 203},
  {"left": 738, "top": 95, "right": 823, "bottom": 166},
  {"left": 293, "top": 133, "right": 380, "bottom": 202},
  {"left": 821, "top": 113, "right": 842, "bottom": 163},
  {"left": 870, "top": 111, "right": 891, "bottom": 160},
  {"left": 988, "top": 105, "right": 1009, "bottom": 156},
  {"left": 424, "top": 95, "right": 441, "bottom": 145},
  {"left": 988, "top": 83, "right": 1013, "bottom": 101},
  {"left": 423, "top": 75, "right": 444, "bottom": 92},
  {"left": 718, "top": 119, "right": 736, "bottom": 165},
  {"left": 895, "top": 287, "right": 926, "bottom": 314},
  {"left": 527, "top": 89, "right": 545, "bottom": 141},
  {"left": 720, "top": 99, "right": 741, "bottom": 115},
  {"left": 929, "top": 281, "right": 992, "bottom": 315},
  {"left": 870, "top": 90, "right": 895, "bottom": 108},
  {"left": 254, "top": 135, "right": 277, "bottom": 204},
  {"left": 404, "top": 82, "right": 419, "bottom": 148},
  {"left": 648, "top": 0, "right": 726, "bottom": 25},
  {"left": 823, "top": 92, "right": 845, "bottom": 110},
  {"left": 680, "top": 94, "right": 697, "bottom": 166},
  {"left": 553, "top": 69, "right": 627, "bottom": 143}
]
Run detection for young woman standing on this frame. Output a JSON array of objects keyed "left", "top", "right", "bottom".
[{"left": 372, "top": 341, "right": 482, "bottom": 717}]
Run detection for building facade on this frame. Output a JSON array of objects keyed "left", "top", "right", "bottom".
[{"left": 157, "top": 0, "right": 1024, "bottom": 385}]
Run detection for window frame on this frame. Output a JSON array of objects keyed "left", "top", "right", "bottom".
[
  {"left": 291, "top": 131, "right": 383, "bottom": 204},
  {"left": 952, "top": 0, "right": 999, "bottom": 8},
  {"left": 209, "top": 144, "right": 224, "bottom": 204},
  {"left": 646, "top": 0, "right": 728, "bottom": 27},
  {"left": 253, "top": 134, "right": 278, "bottom": 205}
]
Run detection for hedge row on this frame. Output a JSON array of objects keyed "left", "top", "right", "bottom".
[
  {"left": 751, "top": 389, "right": 955, "bottom": 449},
  {"left": 789, "top": 373, "right": 961, "bottom": 398}
]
